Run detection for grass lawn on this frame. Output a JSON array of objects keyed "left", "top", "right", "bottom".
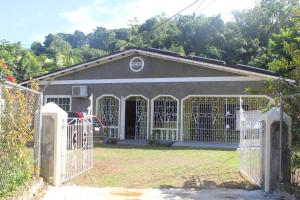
[{"left": 68, "top": 144, "right": 254, "bottom": 189}]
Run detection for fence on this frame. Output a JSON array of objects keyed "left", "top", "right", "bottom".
[{"left": 0, "top": 81, "right": 42, "bottom": 198}]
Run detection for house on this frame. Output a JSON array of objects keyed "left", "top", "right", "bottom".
[{"left": 22, "top": 48, "right": 287, "bottom": 144}]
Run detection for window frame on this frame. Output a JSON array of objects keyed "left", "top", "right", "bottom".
[{"left": 45, "top": 95, "right": 72, "bottom": 112}]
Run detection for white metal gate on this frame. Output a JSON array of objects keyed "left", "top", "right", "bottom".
[
  {"left": 239, "top": 97, "right": 265, "bottom": 187},
  {"left": 60, "top": 117, "right": 93, "bottom": 183}
]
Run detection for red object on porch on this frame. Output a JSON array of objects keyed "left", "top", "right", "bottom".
[{"left": 75, "top": 112, "right": 84, "bottom": 122}]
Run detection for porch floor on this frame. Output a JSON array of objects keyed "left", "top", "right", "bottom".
[
  {"left": 172, "top": 142, "right": 238, "bottom": 149},
  {"left": 116, "top": 140, "right": 238, "bottom": 149}
]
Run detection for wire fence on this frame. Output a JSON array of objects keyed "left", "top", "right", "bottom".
[{"left": 0, "top": 81, "right": 42, "bottom": 198}]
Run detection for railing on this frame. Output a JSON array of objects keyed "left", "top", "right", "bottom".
[{"left": 152, "top": 128, "right": 177, "bottom": 141}]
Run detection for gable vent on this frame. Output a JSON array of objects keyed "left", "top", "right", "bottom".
[{"left": 72, "top": 85, "right": 88, "bottom": 97}]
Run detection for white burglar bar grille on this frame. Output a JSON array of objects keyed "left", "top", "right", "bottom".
[
  {"left": 97, "top": 96, "right": 120, "bottom": 138},
  {"left": 135, "top": 97, "right": 148, "bottom": 140},
  {"left": 182, "top": 96, "right": 270, "bottom": 144},
  {"left": 152, "top": 96, "right": 178, "bottom": 141}
]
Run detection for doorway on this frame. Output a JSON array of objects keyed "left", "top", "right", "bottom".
[{"left": 124, "top": 96, "right": 148, "bottom": 140}]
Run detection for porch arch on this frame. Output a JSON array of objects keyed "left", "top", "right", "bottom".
[
  {"left": 124, "top": 95, "right": 150, "bottom": 140},
  {"left": 96, "top": 94, "right": 120, "bottom": 138}
]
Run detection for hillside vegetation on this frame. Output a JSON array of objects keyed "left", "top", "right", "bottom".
[{"left": 0, "top": 0, "right": 299, "bottom": 82}]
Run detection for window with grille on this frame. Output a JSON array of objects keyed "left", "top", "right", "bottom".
[
  {"left": 46, "top": 96, "right": 71, "bottom": 111},
  {"left": 96, "top": 96, "right": 120, "bottom": 138},
  {"left": 152, "top": 96, "right": 178, "bottom": 141}
]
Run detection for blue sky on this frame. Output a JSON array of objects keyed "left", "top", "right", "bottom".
[{"left": 0, "top": 0, "right": 257, "bottom": 47}]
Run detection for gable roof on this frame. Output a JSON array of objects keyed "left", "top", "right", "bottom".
[{"left": 21, "top": 48, "right": 293, "bottom": 84}]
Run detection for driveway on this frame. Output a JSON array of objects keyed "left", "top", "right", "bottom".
[{"left": 41, "top": 186, "right": 286, "bottom": 200}]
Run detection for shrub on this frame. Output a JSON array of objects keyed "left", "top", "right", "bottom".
[
  {"left": 0, "top": 84, "right": 36, "bottom": 198},
  {"left": 103, "top": 138, "right": 119, "bottom": 145},
  {"left": 291, "top": 149, "right": 300, "bottom": 186},
  {"left": 149, "top": 139, "right": 174, "bottom": 147}
]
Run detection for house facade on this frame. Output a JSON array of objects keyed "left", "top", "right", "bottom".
[{"left": 23, "top": 48, "right": 283, "bottom": 144}]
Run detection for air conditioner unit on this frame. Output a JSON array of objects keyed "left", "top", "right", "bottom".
[{"left": 72, "top": 85, "right": 88, "bottom": 97}]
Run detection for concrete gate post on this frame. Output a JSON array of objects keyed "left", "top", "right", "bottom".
[
  {"left": 261, "top": 107, "right": 292, "bottom": 192},
  {"left": 40, "top": 103, "right": 68, "bottom": 186}
]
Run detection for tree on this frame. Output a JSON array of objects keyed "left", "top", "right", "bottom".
[
  {"left": 87, "top": 27, "right": 117, "bottom": 51},
  {"left": 31, "top": 42, "right": 45, "bottom": 56},
  {"left": 17, "top": 49, "right": 42, "bottom": 80},
  {"left": 232, "top": 0, "right": 299, "bottom": 67},
  {"left": 74, "top": 45, "right": 106, "bottom": 60},
  {"left": 43, "top": 34, "right": 80, "bottom": 70},
  {"left": 267, "top": 9, "right": 300, "bottom": 79},
  {"left": 58, "top": 30, "right": 87, "bottom": 48}
]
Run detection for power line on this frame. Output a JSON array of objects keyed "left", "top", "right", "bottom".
[
  {"left": 114, "top": 0, "right": 201, "bottom": 51},
  {"left": 193, "top": 0, "right": 206, "bottom": 14},
  {"left": 199, "top": 0, "right": 216, "bottom": 13}
]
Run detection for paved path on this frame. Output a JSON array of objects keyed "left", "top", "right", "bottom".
[{"left": 41, "top": 186, "right": 288, "bottom": 200}]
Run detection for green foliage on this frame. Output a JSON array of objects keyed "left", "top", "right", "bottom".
[
  {"left": 0, "top": 80, "right": 36, "bottom": 198},
  {"left": 0, "top": 156, "right": 31, "bottom": 197},
  {"left": 0, "top": 0, "right": 299, "bottom": 84},
  {"left": 291, "top": 148, "right": 300, "bottom": 185},
  {"left": 87, "top": 27, "right": 117, "bottom": 51}
]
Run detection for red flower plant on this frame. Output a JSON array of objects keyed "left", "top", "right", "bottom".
[{"left": 6, "top": 76, "right": 14, "bottom": 82}]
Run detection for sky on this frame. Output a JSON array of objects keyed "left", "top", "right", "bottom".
[{"left": 0, "top": 0, "right": 257, "bottom": 47}]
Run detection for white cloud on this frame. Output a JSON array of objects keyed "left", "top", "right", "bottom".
[{"left": 60, "top": 0, "right": 258, "bottom": 33}]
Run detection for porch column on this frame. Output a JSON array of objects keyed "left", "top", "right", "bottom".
[{"left": 120, "top": 96, "right": 125, "bottom": 140}]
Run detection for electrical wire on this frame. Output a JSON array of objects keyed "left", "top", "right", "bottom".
[
  {"left": 113, "top": 0, "right": 201, "bottom": 51},
  {"left": 193, "top": 0, "right": 206, "bottom": 14}
]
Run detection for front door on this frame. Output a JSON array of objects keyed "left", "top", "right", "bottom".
[{"left": 124, "top": 96, "right": 148, "bottom": 140}]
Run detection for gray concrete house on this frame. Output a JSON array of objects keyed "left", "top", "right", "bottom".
[{"left": 23, "top": 48, "right": 286, "bottom": 144}]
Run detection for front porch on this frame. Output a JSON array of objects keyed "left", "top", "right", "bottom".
[{"left": 97, "top": 95, "right": 272, "bottom": 145}]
